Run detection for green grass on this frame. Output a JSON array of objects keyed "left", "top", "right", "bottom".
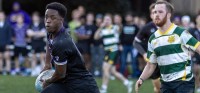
[{"left": 0, "top": 75, "right": 154, "bottom": 93}]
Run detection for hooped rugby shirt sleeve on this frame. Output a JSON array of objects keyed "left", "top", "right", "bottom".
[
  {"left": 181, "top": 30, "right": 200, "bottom": 51},
  {"left": 146, "top": 41, "right": 157, "bottom": 63},
  {"left": 51, "top": 41, "right": 69, "bottom": 65}
]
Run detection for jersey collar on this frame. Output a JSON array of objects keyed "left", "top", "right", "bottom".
[{"left": 158, "top": 23, "right": 175, "bottom": 35}]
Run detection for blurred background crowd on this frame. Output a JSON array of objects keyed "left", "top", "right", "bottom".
[{"left": 0, "top": 0, "right": 200, "bottom": 78}]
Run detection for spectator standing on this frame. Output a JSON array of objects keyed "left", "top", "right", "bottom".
[
  {"left": 119, "top": 12, "right": 139, "bottom": 78},
  {"left": 75, "top": 15, "right": 92, "bottom": 71},
  {"left": 8, "top": 2, "right": 31, "bottom": 26},
  {"left": 12, "top": 14, "right": 30, "bottom": 75},
  {"left": 181, "top": 15, "right": 191, "bottom": 30},
  {"left": 27, "top": 12, "right": 46, "bottom": 76},
  {"left": 68, "top": 9, "right": 81, "bottom": 43},
  {"left": 90, "top": 13, "right": 104, "bottom": 77},
  {"left": 0, "top": 11, "right": 13, "bottom": 75}
]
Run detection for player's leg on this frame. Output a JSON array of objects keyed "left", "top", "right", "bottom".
[
  {"left": 4, "top": 50, "right": 11, "bottom": 74},
  {"left": 111, "top": 66, "right": 127, "bottom": 81},
  {"left": 110, "top": 50, "right": 127, "bottom": 82},
  {"left": 13, "top": 46, "right": 20, "bottom": 75},
  {"left": 109, "top": 50, "right": 125, "bottom": 82},
  {"left": 0, "top": 52, "right": 3, "bottom": 74},
  {"left": 38, "top": 42, "right": 46, "bottom": 67},
  {"left": 100, "top": 62, "right": 112, "bottom": 93},
  {"left": 31, "top": 52, "right": 37, "bottom": 76},
  {"left": 39, "top": 52, "right": 45, "bottom": 67},
  {"left": 111, "top": 66, "right": 133, "bottom": 93},
  {"left": 152, "top": 78, "right": 161, "bottom": 93},
  {"left": 23, "top": 47, "right": 32, "bottom": 75},
  {"left": 31, "top": 45, "right": 40, "bottom": 76},
  {"left": 110, "top": 50, "right": 133, "bottom": 93}
]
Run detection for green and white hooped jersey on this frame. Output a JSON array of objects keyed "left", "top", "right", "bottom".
[
  {"left": 147, "top": 23, "right": 200, "bottom": 82},
  {"left": 100, "top": 25, "right": 119, "bottom": 52}
]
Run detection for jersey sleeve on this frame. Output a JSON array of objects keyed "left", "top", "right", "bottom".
[
  {"left": 135, "top": 25, "right": 147, "bottom": 42},
  {"left": 147, "top": 41, "right": 157, "bottom": 63},
  {"left": 181, "top": 30, "right": 200, "bottom": 51},
  {"left": 51, "top": 45, "right": 68, "bottom": 65},
  {"left": 51, "top": 38, "right": 73, "bottom": 65}
]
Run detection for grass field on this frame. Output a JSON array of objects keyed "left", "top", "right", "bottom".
[{"left": 0, "top": 75, "right": 154, "bottom": 93}]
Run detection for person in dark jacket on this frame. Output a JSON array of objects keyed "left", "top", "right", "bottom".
[{"left": 0, "top": 11, "right": 13, "bottom": 75}]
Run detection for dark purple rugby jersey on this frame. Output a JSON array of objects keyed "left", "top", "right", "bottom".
[
  {"left": 136, "top": 21, "right": 157, "bottom": 50},
  {"left": 47, "top": 28, "right": 90, "bottom": 79}
]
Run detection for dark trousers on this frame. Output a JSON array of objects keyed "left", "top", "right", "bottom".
[
  {"left": 120, "top": 45, "right": 138, "bottom": 77},
  {"left": 41, "top": 76, "right": 100, "bottom": 93},
  {"left": 161, "top": 78, "right": 195, "bottom": 93}
]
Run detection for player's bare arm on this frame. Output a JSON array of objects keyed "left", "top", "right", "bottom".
[
  {"left": 43, "top": 64, "right": 66, "bottom": 88},
  {"left": 135, "top": 62, "right": 157, "bottom": 92}
]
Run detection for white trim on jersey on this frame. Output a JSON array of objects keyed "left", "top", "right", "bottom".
[
  {"left": 134, "top": 37, "right": 142, "bottom": 43},
  {"left": 54, "top": 60, "right": 68, "bottom": 65},
  {"left": 157, "top": 52, "right": 190, "bottom": 66}
]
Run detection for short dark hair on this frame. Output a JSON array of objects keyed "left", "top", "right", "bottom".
[
  {"left": 46, "top": 2, "right": 67, "bottom": 18},
  {"left": 155, "top": 1, "right": 174, "bottom": 14}
]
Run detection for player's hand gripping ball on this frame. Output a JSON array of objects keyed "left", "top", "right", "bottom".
[{"left": 35, "top": 69, "right": 55, "bottom": 92}]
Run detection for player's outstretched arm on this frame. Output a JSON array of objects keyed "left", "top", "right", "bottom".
[{"left": 135, "top": 62, "right": 157, "bottom": 93}]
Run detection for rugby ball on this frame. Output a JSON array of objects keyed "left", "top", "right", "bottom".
[{"left": 35, "top": 69, "right": 55, "bottom": 92}]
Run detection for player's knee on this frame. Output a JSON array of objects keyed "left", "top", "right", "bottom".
[
  {"left": 104, "top": 72, "right": 110, "bottom": 78},
  {"left": 111, "top": 67, "right": 116, "bottom": 73},
  {"left": 4, "top": 54, "right": 10, "bottom": 60}
]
